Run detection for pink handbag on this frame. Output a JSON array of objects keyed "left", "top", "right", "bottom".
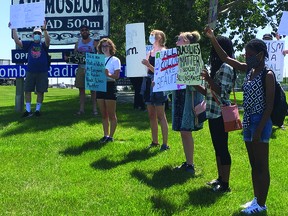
[{"left": 212, "top": 89, "right": 242, "bottom": 132}]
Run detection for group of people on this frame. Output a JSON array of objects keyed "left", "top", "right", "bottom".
[
  {"left": 10, "top": 20, "right": 278, "bottom": 214},
  {"left": 140, "top": 27, "right": 276, "bottom": 214}
]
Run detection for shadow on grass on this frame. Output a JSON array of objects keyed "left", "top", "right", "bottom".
[
  {"left": 187, "top": 186, "right": 224, "bottom": 207},
  {"left": 0, "top": 97, "right": 152, "bottom": 138},
  {"left": 59, "top": 139, "right": 107, "bottom": 156},
  {"left": 130, "top": 166, "right": 193, "bottom": 189},
  {"left": 90, "top": 148, "right": 158, "bottom": 170},
  {"left": 150, "top": 194, "right": 178, "bottom": 215}
]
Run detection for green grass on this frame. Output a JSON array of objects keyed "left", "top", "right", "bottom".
[{"left": 0, "top": 86, "right": 287, "bottom": 215}]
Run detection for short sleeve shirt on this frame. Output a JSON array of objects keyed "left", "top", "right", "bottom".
[{"left": 105, "top": 56, "right": 121, "bottom": 81}]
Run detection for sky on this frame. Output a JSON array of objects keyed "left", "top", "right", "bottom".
[{"left": 1, "top": 1, "right": 287, "bottom": 82}]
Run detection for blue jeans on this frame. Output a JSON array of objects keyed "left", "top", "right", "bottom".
[{"left": 243, "top": 113, "right": 272, "bottom": 143}]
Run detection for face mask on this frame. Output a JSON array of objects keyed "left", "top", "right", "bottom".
[
  {"left": 246, "top": 55, "right": 260, "bottom": 70},
  {"left": 33, "top": 35, "right": 41, "bottom": 41},
  {"left": 149, "top": 35, "right": 155, "bottom": 45}
]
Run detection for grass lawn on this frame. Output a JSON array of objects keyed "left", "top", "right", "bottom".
[{"left": 0, "top": 86, "right": 287, "bottom": 215}]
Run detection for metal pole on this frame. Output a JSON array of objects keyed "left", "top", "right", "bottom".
[{"left": 15, "top": 40, "right": 24, "bottom": 112}]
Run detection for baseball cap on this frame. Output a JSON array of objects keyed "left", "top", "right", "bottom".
[
  {"left": 80, "top": 24, "right": 89, "bottom": 30},
  {"left": 262, "top": 33, "right": 273, "bottom": 40},
  {"left": 33, "top": 27, "right": 42, "bottom": 34}
]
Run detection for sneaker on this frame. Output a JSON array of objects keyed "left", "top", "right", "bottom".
[
  {"left": 106, "top": 137, "right": 114, "bottom": 142},
  {"left": 206, "top": 179, "right": 221, "bottom": 187},
  {"left": 99, "top": 136, "right": 108, "bottom": 143},
  {"left": 186, "top": 164, "right": 195, "bottom": 175},
  {"left": 148, "top": 142, "right": 160, "bottom": 148},
  {"left": 174, "top": 162, "right": 195, "bottom": 174},
  {"left": 241, "top": 197, "right": 257, "bottom": 208},
  {"left": 213, "top": 184, "right": 231, "bottom": 193},
  {"left": 22, "top": 110, "right": 33, "bottom": 118},
  {"left": 174, "top": 162, "right": 187, "bottom": 170},
  {"left": 241, "top": 202, "right": 267, "bottom": 214},
  {"left": 34, "top": 110, "right": 41, "bottom": 117},
  {"left": 160, "top": 144, "right": 170, "bottom": 151}
]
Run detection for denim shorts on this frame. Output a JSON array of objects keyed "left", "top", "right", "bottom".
[{"left": 243, "top": 113, "right": 272, "bottom": 143}]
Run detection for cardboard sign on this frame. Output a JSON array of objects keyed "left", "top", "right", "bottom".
[
  {"left": 85, "top": 53, "right": 107, "bottom": 92},
  {"left": 125, "top": 23, "right": 147, "bottom": 77},
  {"left": 208, "top": 0, "right": 218, "bottom": 29},
  {"left": 10, "top": 1, "right": 45, "bottom": 29},
  {"left": 264, "top": 40, "right": 285, "bottom": 81},
  {"left": 176, "top": 44, "right": 204, "bottom": 85},
  {"left": 153, "top": 48, "right": 186, "bottom": 92}
]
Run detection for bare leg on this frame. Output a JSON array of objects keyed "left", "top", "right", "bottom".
[
  {"left": 105, "top": 100, "right": 117, "bottom": 138},
  {"left": 181, "top": 131, "right": 194, "bottom": 165},
  {"left": 147, "top": 105, "right": 158, "bottom": 144},
  {"left": 97, "top": 99, "right": 109, "bottom": 136},
  {"left": 155, "top": 105, "right": 168, "bottom": 145},
  {"left": 79, "top": 88, "right": 85, "bottom": 112}
]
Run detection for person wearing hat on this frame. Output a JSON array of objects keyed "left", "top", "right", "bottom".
[
  {"left": 73, "top": 24, "right": 99, "bottom": 116},
  {"left": 9, "top": 20, "right": 50, "bottom": 117}
]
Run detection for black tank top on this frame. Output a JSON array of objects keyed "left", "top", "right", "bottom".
[{"left": 148, "top": 52, "right": 155, "bottom": 75}]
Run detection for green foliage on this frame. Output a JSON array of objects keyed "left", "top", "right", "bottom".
[
  {"left": 109, "top": 0, "right": 288, "bottom": 62},
  {"left": 0, "top": 86, "right": 288, "bottom": 215}
]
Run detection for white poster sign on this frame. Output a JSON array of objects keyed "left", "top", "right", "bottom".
[
  {"left": 125, "top": 23, "right": 147, "bottom": 77},
  {"left": 11, "top": 0, "right": 110, "bottom": 45},
  {"left": 264, "top": 40, "right": 285, "bottom": 81},
  {"left": 278, "top": 11, "right": 288, "bottom": 36},
  {"left": 10, "top": 2, "right": 45, "bottom": 29},
  {"left": 153, "top": 48, "right": 186, "bottom": 92}
]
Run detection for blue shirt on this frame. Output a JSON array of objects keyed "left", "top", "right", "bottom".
[{"left": 22, "top": 41, "right": 49, "bottom": 73}]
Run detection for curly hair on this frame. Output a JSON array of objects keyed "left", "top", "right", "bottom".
[
  {"left": 179, "top": 31, "right": 201, "bottom": 44},
  {"left": 97, "top": 38, "right": 117, "bottom": 55},
  {"left": 210, "top": 35, "right": 235, "bottom": 79}
]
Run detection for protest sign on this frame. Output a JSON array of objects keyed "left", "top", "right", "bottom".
[
  {"left": 65, "top": 51, "right": 86, "bottom": 65},
  {"left": 208, "top": 0, "right": 218, "bottom": 29},
  {"left": 176, "top": 44, "right": 204, "bottom": 85},
  {"left": 125, "top": 23, "right": 147, "bottom": 77},
  {"left": 264, "top": 40, "right": 285, "bottom": 81},
  {"left": 278, "top": 11, "right": 288, "bottom": 36},
  {"left": 10, "top": 2, "right": 45, "bottom": 29},
  {"left": 153, "top": 48, "right": 186, "bottom": 92},
  {"left": 85, "top": 53, "right": 107, "bottom": 92}
]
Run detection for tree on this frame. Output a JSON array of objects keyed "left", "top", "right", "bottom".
[{"left": 109, "top": 0, "right": 288, "bottom": 62}]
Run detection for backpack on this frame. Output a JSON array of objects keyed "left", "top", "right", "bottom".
[{"left": 262, "top": 67, "right": 287, "bottom": 127}]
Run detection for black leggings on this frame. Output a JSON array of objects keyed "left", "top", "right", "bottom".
[{"left": 208, "top": 116, "right": 231, "bottom": 165}]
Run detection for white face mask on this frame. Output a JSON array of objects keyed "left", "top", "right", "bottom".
[
  {"left": 149, "top": 35, "right": 155, "bottom": 45},
  {"left": 33, "top": 35, "right": 41, "bottom": 41}
]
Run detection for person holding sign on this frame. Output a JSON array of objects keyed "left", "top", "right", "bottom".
[
  {"left": 96, "top": 38, "right": 121, "bottom": 143},
  {"left": 173, "top": 31, "right": 204, "bottom": 175},
  {"left": 196, "top": 35, "right": 236, "bottom": 193},
  {"left": 141, "top": 30, "right": 169, "bottom": 151},
  {"left": 205, "top": 27, "right": 274, "bottom": 214},
  {"left": 9, "top": 21, "right": 50, "bottom": 117},
  {"left": 74, "top": 25, "right": 98, "bottom": 116}
]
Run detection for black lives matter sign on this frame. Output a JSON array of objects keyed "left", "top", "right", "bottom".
[{"left": 12, "top": 0, "right": 110, "bottom": 45}]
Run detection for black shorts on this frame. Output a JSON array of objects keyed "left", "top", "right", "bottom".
[
  {"left": 24, "top": 72, "right": 48, "bottom": 93},
  {"left": 97, "top": 81, "right": 117, "bottom": 100}
]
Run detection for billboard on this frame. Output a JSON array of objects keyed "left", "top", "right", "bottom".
[{"left": 11, "top": 0, "right": 110, "bottom": 45}]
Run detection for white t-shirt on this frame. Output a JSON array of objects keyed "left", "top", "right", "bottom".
[{"left": 105, "top": 56, "right": 121, "bottom": 81}]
